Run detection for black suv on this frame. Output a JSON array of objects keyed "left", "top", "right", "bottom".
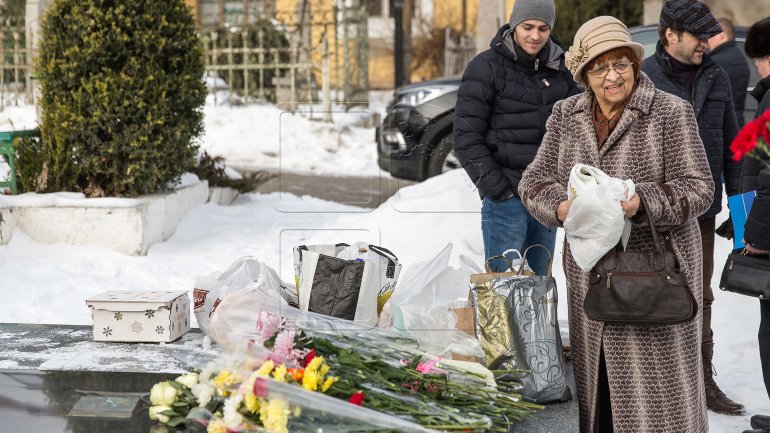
[{"left": 377, "top": 25, "right": 760, "bottom": 181}]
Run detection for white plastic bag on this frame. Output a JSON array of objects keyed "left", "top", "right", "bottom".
[
  {"left": 387, "top": 243, "right": 483, "bottom": 358},
  {"left": 293, "top": 242, "right": 401, "bottom": 326},
  {"left": 193, "top": 257, "right": 297, "bottom": 336},
  {"left": 564, "top": 164, "right": 635, "bottom": 272}
]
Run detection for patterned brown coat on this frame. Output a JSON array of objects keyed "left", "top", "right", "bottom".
[{"left": 518, "top": 73, "right": 714, "bottom": 433}]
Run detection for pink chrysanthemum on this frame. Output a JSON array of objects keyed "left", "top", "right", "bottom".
[
  {"left": 272, "top": 329, "right": 299, "bottom": 361},
  {"left": 256, "top": 310, "right": 282, "bottom": 342}
]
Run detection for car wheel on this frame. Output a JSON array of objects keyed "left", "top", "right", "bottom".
[{"left": 427, "top": 135, "right": 460, "bottom": 178}]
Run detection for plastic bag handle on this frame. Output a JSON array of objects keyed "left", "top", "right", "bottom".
[
  {"left": 216, "top": 255, "right": 257, "bottom": 282},
  {"left": 520, "top": 244, "right": 554, "bottom": 277},
  {"left": 485, "top": 248, "right": 523, "bottom": 273},
  {"left": 296, "top": 243, "right": 350, "bottom": 262},
  {"left": 368, "top": 244, "right": 398, "bottom": 278}
]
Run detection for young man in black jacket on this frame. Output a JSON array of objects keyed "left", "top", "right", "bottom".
[
  {"left": 708, "top": 17, "right": 750, "bottom": 127},
  {"left": 641, "top": 0, "right": 744, "bottom": 416},
  {"left": 452, "top": 0, "right": 577, "bottom": 276}
]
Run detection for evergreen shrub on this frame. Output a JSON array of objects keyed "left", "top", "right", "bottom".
[{"left": 24, "top": 0, "right": 206, "bottom": 197}]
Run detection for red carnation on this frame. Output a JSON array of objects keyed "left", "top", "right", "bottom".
[
  {"left": 732, "top": 112, "right": 770, "bottom": 162},
  {"left": 303, "top": 348, "right": 316, "bottom": 367},
  {"left": 348, "top": 391, "right": 365, "bottom": 405}
]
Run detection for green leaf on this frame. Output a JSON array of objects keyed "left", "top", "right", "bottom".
[{"left": 166, "top": 416, "right": 186, "bottom": 427}]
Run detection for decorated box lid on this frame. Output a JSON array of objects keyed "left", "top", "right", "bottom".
[{"left": 86, "top": 290, "right": 187, "bottom": 312}]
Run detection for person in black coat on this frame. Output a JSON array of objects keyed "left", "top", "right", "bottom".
[
  {"left": 452, "top": 0, "right": 578, "bottom": 276},
  {"left": 640, "top": 0, "right": 743, "bottom": 416},
  {"left": 737, "top": 16, "right": 770, "bottom": 433},
  {"left": 709, "top": 17, "right": 751, "bottom": 127}
]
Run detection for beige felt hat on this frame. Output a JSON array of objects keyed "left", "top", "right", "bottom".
[{"left": 565, "top": 16, "right": 645, "bottom": 83}]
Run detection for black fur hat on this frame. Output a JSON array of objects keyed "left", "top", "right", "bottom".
[{"left": 745, "top": 17, "right": 770, "bottom": 59}]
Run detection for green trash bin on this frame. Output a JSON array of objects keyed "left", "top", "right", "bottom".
[{"left": 0, "top": 129, "right": 39, "bottom": 195}]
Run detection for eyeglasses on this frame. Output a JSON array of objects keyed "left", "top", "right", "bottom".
[{"left": 588, "top": 62, "right": 632, "bottom": 78}]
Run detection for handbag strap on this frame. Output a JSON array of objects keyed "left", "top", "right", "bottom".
[
  {"left": 637, "top": 191, "right": 663, "bottom": 255},
  {"left": 637, "top": 191, "right": 681, "bottom": 270},
  {"left": 368, "top": 244, "right": 398, "bottom": 278},
  {"left": 519, "top": 244, "right": 553, "bottom": 277}
]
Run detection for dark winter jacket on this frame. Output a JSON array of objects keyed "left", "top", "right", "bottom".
[
  {"left": 641, "top": 41, "right": 741, "bottom": 220},
  {"left": 709, "top": 40, "right": 750, "bottom": 127},
  {"left": 740, "top": 76, "right": 770, "bottom": 250},
  {"left": 453, "top": 25, "right": 578, "bottom": 201}
]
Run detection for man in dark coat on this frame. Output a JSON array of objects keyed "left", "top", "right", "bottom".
[
  {"left": 452, "top": 0, "right": 577, "bottom": 276},
  {"left": 709, "top": 17, "right": 750, "bottom": 127},
  {"left": 736, "top": 16, "right": 770, "bottom": 433},
  {"left": 641, "top": 0, "right": 744, "bottom": 416}
]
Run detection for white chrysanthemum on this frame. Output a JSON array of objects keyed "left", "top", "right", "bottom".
[
  {"left": 192, "top": 382, "right": 214, "bottom": 407},
  {"left": 223, "top": 393, "right": 244, "bottom": 429}
]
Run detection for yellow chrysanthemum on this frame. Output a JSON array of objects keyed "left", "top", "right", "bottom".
[
  {"left": 259, "top": 399, "right": 290, "bottom": 433},
  {"left": 243, "top": 393, "right": 260, "bottom": 413},
  {"left": 256, "top": 360, "right": 275, "bottom": 377},
  {"left": 319, "top": 363, "right": 330, "bottom": 377},
  {"left": 302, "top": 368, "right": 320, "bottom": 391},
  {"left": 272, "top": 364, "right": 288, "bottom": 383},
  {"left": 207, "top": 418, "right": 227, "bottom": 433},
  {"left": 321, "top": 376, "right": 336, "bottom": 392},
  {"left": 306, "top": 355, "right": 324, "bottom": 372},
  {"left": 212, "top": 370, "right": 242, "bottom": 397}
]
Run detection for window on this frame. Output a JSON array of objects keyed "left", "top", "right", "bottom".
[{"left": 366, "top": 0, "right": 383, "bottom": 16}]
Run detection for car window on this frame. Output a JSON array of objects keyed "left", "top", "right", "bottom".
[{"left": 629, "top": 27, "right": 659, "bottom": 60}]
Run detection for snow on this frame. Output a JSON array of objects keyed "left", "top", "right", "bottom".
[{"left": 0, "top": 98, "right": 768, "bottom": 430}]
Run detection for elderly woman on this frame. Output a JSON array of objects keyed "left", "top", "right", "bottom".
[{"left": 518, "top": 16, "right": 714, "bottom": 433}]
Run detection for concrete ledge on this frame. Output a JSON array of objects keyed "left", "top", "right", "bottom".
[
  {"left": 0, "top": 204, "right": 14, "bottom": 245},
  {"left": 208, "top": 186, "right": 239, "bottom": 206},
  {"left": 2, "top": 180, "right": 208, "bottom": 255}
]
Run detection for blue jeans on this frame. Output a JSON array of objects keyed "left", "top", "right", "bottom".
[{"left": 481, "top": 196, "right": 556, "bottom": 276}]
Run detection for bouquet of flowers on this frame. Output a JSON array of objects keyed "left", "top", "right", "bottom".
[
  {"left": 732, "top": 109, "right": 770, "bottom": 168},
  {"left": 146, "top": 284, "right": 543, "bottom": 432}
]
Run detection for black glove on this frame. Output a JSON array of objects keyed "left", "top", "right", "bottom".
[{"left": 715, "top": 217, "right": 733, "bottom": 240}]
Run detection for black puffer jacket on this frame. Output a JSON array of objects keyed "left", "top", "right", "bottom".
[
  {"left": 740, "top": 76, "right": 770, "bottom": 250},
  {"left": 453, "top": 25, "right": 578, "bottom": 200},
  {"left": 641, "top": 41, "right": 741, "bottom": 219},
  {"left": 709, "top": 40, "right": 750, "bottom": 127}
]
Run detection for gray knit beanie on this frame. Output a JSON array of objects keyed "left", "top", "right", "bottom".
[{"left": 509, "top": 0, "right": 555, "bottom": 29}]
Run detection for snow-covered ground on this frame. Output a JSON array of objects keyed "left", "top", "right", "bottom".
[{"left": 0, "top": 98, "right": 768, "bottom": 431}]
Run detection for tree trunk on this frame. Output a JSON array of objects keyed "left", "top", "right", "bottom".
[
  {"left": 476, "top": 0, "right": 501, "bottom": 54},
  {"left": 403, "top": 0, "right": 413, "bottom": 84}
]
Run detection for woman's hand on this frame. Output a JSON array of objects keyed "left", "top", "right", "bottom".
[
  {"left": 621, "top": 193, "right": 640, "bottom": 218},
  {"left": 556, "top": 199, "right": 572, "bottom": 223},
  {"left": 744, "top": 241, "right": 770, "bottom": 256}
]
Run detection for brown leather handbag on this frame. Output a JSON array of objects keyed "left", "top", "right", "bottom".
[{"left": 583, "top": 192, "right": 697, "bottom": 325}]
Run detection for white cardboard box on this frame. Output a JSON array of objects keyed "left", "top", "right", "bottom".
[{"left": 86, "top": 290, "right": 190, "bottom": 343}]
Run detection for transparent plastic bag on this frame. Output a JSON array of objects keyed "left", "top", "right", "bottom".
[
  {"left": 387, "top": 243, "right": 484, "bottom": 358},
  {"left": 193, "top": 257, "right": 297, "bottom": 336},
  {"left": 564, "top": 164, "right": 634, "bottom": 271}
]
